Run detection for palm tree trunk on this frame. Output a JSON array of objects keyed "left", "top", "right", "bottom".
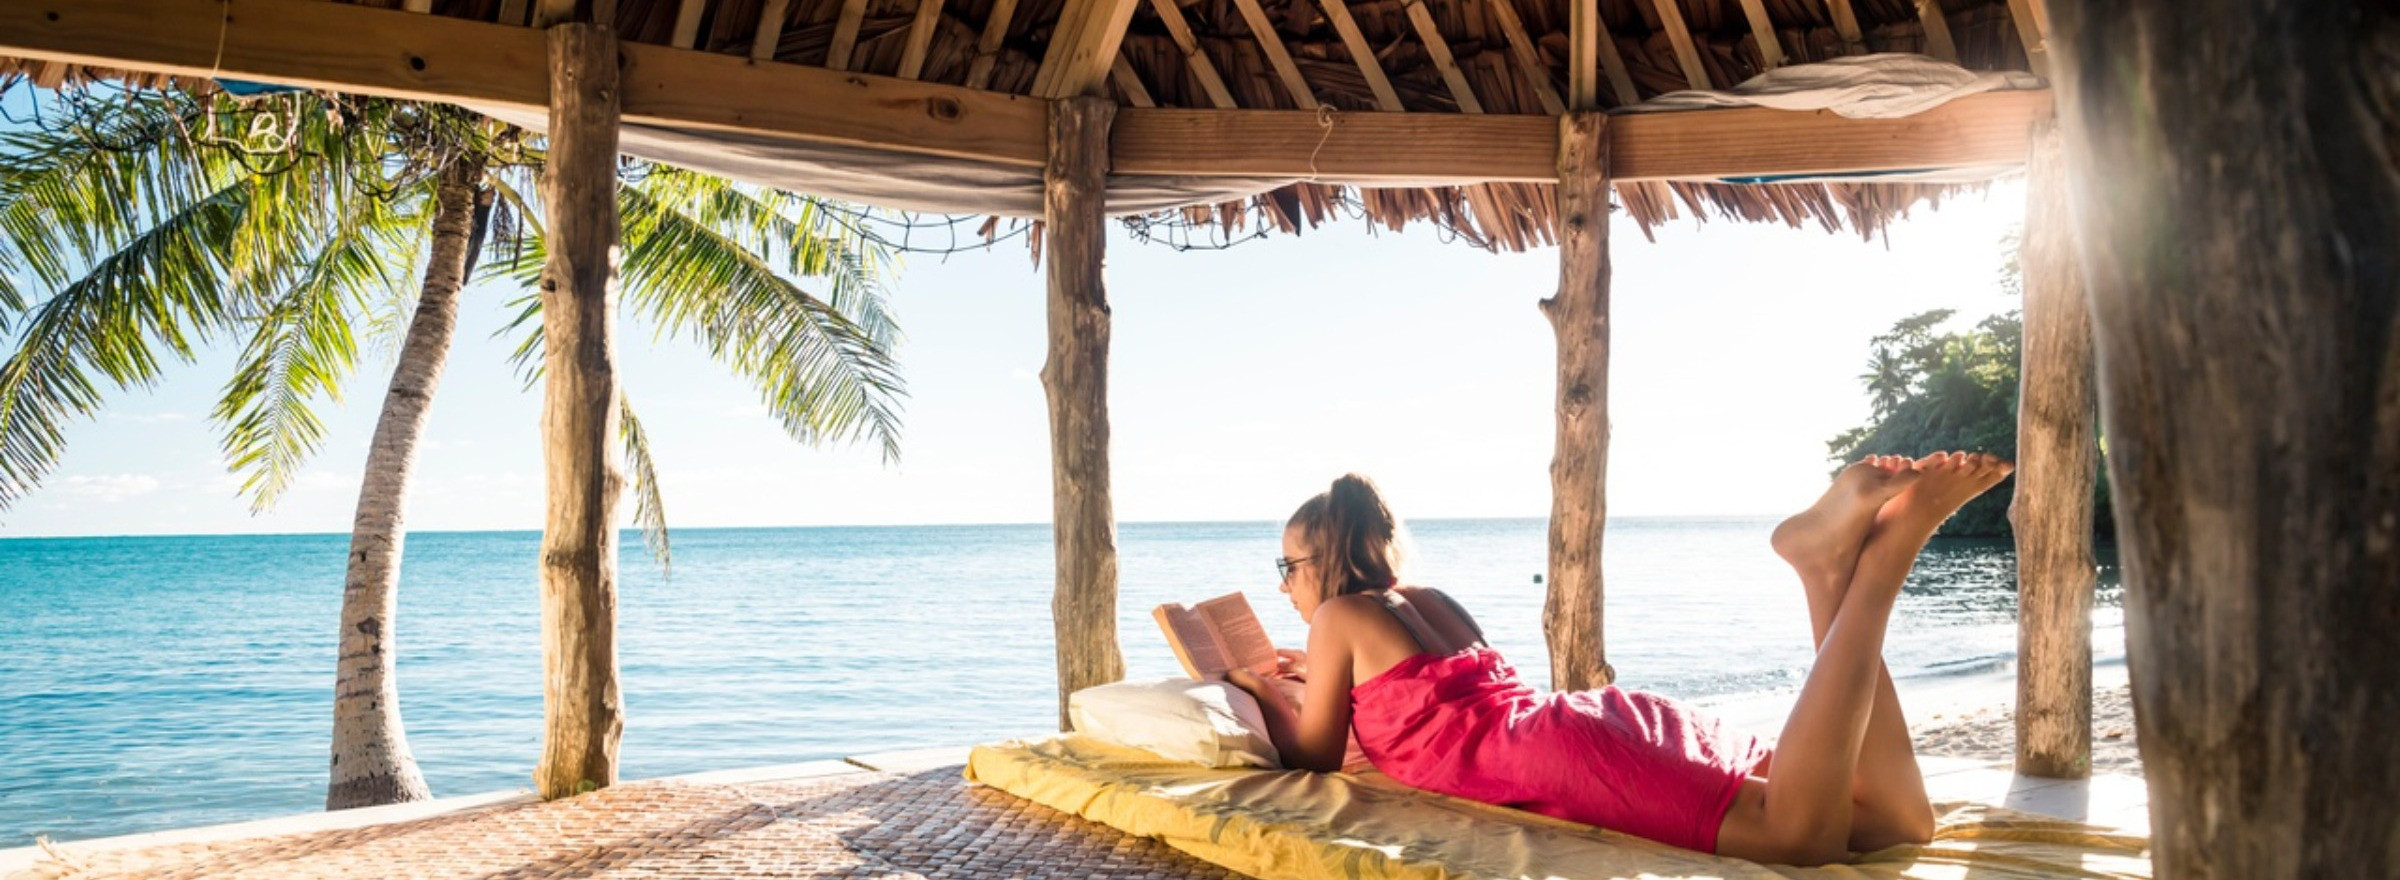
[{"left": 326, "top": 153, "right": 485, "bottom": 810}]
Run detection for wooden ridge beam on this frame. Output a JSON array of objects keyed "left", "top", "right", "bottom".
[
  {"left": 1113, "top": 90, "right": 2055, "bottom": 182},
  {"left": 1484, "top": 0, "right": 1566, "bottom": 115},
  {"left": 963, "top": 0, "right": 1020, "bottom": 88},
  {"left": 0, "top": 0, "right": 2053, "bottom": 183},
  {"left": 1144, "top": 0, "right": 1239, "bottom": 108},
  {"left": 897, "top": 0, "right": 947, "bottom": 78},
  {"left": 1647, "top": 0, "right": 1710, "bottom": 89},
  {"left": 1404, "top": 0, "right": 1479, "bottom": 114},
  {"left": 1317, "top": 0, "right": 1403, "bottom": 111},
  {"left": 1229, "top": 0, "right": 1318, "bottom": 110},
  {"left": 1032, "top": 0, "right": 1143, "bottom": 98}
]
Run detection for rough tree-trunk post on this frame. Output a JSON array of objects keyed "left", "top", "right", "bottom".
[
  {"left": 1541, "top": 112, "right": 1615, "bottom": 692},
  {"left": 1041, "top": 95, "right": 1126, "bottom": 730},
  {"left": 2050, "top": 3, "right": 2400, "bottom": 877},
  {"left": 2009, "top": 119, "right": 2098, "bottom": 780},
  {"left": 532, "top": 20, "right": 627, "bottom": 800}
]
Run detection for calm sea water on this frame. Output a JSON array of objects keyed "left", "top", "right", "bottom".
[{"left": 0, "top": 517, "right": 2122, "bottom": 847}]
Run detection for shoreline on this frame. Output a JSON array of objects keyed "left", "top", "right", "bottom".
[{"left": 1700, "top": 657, "right": 2141, "bottom": 775}]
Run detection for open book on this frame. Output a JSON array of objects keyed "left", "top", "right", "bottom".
[{"left": 1153, "top": 592, "right": 1279, "bottom": 679}]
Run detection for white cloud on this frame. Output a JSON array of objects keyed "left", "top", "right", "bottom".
[{"left": 57, "top": 474, "right": 162, "bottom": 502}]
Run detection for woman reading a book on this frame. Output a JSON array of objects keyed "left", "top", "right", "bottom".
[{"left": 1221, "top": 454, "right": 2011, "bottom": 865}]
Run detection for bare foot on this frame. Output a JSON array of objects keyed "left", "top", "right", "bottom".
[
  {"left": 1874, "top": 452, "right": 2014, "bottom": 535},
  {"left": 1773, "top": 457, "right": 1921, "bottom": 582}
]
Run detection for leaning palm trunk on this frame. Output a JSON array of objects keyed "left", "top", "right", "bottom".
[{"left": 326, "top": 154, "right": 487, "bottom": 810}]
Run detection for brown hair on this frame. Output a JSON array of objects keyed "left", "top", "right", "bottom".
[{"left": 1287, "top": 473, "right": 1410, "bottom": 603}]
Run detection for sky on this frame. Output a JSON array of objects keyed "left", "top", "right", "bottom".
[{"left": 0, "top": 178, "right": 2031, "bottom": 538}]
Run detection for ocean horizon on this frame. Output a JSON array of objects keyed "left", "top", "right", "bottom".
[{"left": 0, "top": 516, "right": 2123, "bottom": 847}]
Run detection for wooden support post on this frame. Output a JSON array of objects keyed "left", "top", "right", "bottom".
[
  {"left": 1541, "top": 112, "right": 1613, "bottom": 693},
  {"left": 533, "top": 21, "right": 625, "bottom": 801},
  {"left": 1042, "top": 96, "right": 1126, "bottom": 730},
  {"left": 2010, "top": 119, "right": 2096, "bottom": 780},
  {"left": 2050, "top": 3, "right": 2400, "bottom": 877}
]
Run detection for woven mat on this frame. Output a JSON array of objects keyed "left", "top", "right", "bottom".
[{"left": 27, "top": 768, "right": 1254, "bottom": 880}]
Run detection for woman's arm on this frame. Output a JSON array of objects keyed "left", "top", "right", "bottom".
[{"left": 1228, "top": 603, "right": 1356, "bottom": 772}]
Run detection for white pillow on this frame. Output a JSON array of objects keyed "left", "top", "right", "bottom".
[{"left": 1067, "top": 678, "right": 1281, "bottom": 768}]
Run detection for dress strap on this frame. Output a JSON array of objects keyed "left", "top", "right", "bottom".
[
  {"left": 1419, "top": 587, "right": 1490, "bottom": 648},
  {"left": 1367, "top": 589, "right": 1435, "bottom": 652}
]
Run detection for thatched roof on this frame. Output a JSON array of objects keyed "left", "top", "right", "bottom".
[{"left": 1, "top": 0, "right": 2044, "bottom": 249}]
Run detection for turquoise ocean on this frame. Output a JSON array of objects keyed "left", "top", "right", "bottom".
[{"left": 0, "top": 517, "right": 2121, "bottom": 847}]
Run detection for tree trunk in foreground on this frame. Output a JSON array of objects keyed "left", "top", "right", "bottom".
[
  {"left": 1543, "top": 112, "right": 1614, "bottom": 693},
  {"left": 533, "top": 21, "right": 626, "bottom": 800},
  {"left": 2049, "top": 2, "right": 2400, "bottom": 876},
  {"left": 326, "top": 154, "right": 486, "bottom": 810},
  {"left": 2009, "top": 120, "right": 2098, "bottom": 780},
  {"left": 1041, "top": 95, "right": 1125, "bottom": 731}
]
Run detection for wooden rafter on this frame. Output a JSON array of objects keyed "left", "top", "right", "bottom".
[
  {"left": 1317, "top": 0, "right": 1403, "bottom": 111},
  {"left": 1031, "top": 0, "right": 1144, "bottom": 98},
  {"left": 897, "top": 0, "right": 947, "bottom": 79},
  {"left": 1109, "top": 53, "right": 1156, "bottom": 106},
  {"left": 404, "top": 0, "right": 433, "bottom": 13},
  {"left": 1915, "top": 0, "right": 1956, "bottom": 62},
  {"left": 963, "top": 0, "right": 1020, "bottom": 88},
  {"left": 1825, "top": 0, "right": 1865, "bottom": 54},
  {"left": 2005, "top": 0, "right": 2049, "bottom": 75},
  {"left": 1145, "top": 0, "right": 1239, "bottom": 108},
  {"left": 671, "top": 0, "right": 708, "bottom": 48},
  {"left": 0, "top": 0, "right": 2054, "bottom": 182},
  {"left": 1566, "top": 0, "right": 1635, "bottom": 108},
  {"left": 1647, "top": 0, "right": 1710, "bottom": 89},
  {"left": 497, "top": 0, "right": 530, "bottom": 27},
  {"left": 1735, "top": 0, "right": 1783, "bottom": 68},
  {"left": 826, "top": 0, "right": 867, "bottom": 70},
  {"left": 1403, "top": 0, "right": 1478, "bottom": 113},
  {"left": 1482, "top": 0, "right": 1564, "bottom": 114},
  {"left": 750, "top": 0, "right": 793, "bottom": 61},
  {"left": 1227, "top": 0, "right": 1317, "bottom": 110}
]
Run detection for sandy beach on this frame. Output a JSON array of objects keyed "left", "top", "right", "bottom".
[{"left": 1914, "top": 682, "right": 2143, "bottom": 773}]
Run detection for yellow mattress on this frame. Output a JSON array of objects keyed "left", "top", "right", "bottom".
[{"left": 965, "top": 735, "right": 2151, "bottom": 880}]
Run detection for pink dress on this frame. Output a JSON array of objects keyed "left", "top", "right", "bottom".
[{"left": 1349, "top": 645, "right": 1773, "bottom": 854}]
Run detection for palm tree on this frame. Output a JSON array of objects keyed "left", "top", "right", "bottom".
[{"left": 0, "top": 85, "right": 904, "bottom": 809}]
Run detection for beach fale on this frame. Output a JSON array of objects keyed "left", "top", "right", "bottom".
[{"left": 2, "top": 0, "right": 2390, "bottom": 878}]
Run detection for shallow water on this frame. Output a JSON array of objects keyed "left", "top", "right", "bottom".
[{"left": 0, "top": 517, "right": 2121, "bottom": 846}]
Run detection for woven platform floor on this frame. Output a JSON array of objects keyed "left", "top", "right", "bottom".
[{"left": 25, "top": 768, "right": 1254, "bottom": 880}]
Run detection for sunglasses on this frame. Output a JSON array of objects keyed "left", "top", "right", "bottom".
[{"left": 1276, "top": 556, "right": 1312, "bottom": 580}]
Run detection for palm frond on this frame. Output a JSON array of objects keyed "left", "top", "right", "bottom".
[{"left": 619, "top": 394, "right": 672, "bottom": 574}]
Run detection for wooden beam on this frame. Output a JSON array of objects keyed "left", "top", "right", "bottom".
[
  {"left": 1042, "top": 95, "right": 1127, "bottom": 731},
  {"left": 962, "top": 0, "right": 1019, "bottom": 88},
  {"left": 1403, "top": 0, "right": 1478, "bottom": 114},
  {"left": 1111, "top": 90, "right": 2055, "bottom": 182},
  {"left": 2005, "top": 0, "right": 2048, "bottom": 76},
  {"left": 1568, "top": 0, "right": 1596, "bottom": 109},
  {"left": 670, "top": 0, "right": 708, "bottom": 48},
  {"left": 2012, "top": 119, "right": 2097, "bottom": 781},
  {"left": 826, "top": 0, "right": 866, "bottom": 70},
  {"left": 1317, "top": 0, "right": 1403, "bottom": 111},
  {"left": 0, "top": 0, "right": 2052, "bottom": 181},
  {"left": 532, "top": 21, "right": 625, "bottom": 802},
  {"left": 1229, "top": 0, "right": 1318, "bottom": 110},
  {"left": 897, "top": 0, "right": 947, "bottom": 79},
  {"left": 1109, "top": 52, "right": 1155, "bottom": 106},
  {"left": 1915, "top": 0, "right": 1956, "bottom": 62},
  {"left": 1482, "top": 0, "right": 1565, "bottom": 114},
  {"left": 498, "top": 0, "right": 531, "bottom": 27},
  {"left": 750, "top": 0, "right": 793, "bottom": 61},
  {"left": 2052, "top": 3, "right": 2400, "bottom": 876},
  {"left": 1543, "top": 111, "right": 1613, "bottom": 693},
  {"left": 1648, "top": 0, "right": 1710, "bottom": 89},
  {"left": 1031, "top": 0, "right": 1143, "bottom": 98},
  {"left": 1145, "top": 0, "right": 1239, "bottom": 108},
  {"left": 1826, "top": 0, "right": 1865, "bottom": 54},
  {"left": 404, "top": 0, "right": 433, "bottom": 14},
  {"left": 1736, "top": 0, "right": 1784, "bottom": 68}
]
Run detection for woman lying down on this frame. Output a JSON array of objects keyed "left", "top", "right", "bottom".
[{"left": 1224, "top": 453, "right": 2013, "bottom": 865}]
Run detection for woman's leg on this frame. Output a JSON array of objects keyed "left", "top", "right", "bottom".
[
  {"left": 1775, "top": 455, "right": 1937, "bottom": 851},
  {"left": 1721, "top": 453, "right": 2011, "bottom": 864}
]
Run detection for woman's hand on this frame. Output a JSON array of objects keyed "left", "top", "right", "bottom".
[
  {"left": 1223, "top": 667, "right": 1272, "bottom": 697},
  {"left": 1275, "top": 648, "right": 1309, "bottom": 681}
]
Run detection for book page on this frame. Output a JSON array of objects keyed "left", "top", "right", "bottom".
[
  {"left": 1154, "top": 604, "right": 1232, "bottom": 677},
  {"left": 1196, "top": 593, "right": 1278, "bottom": 677}
]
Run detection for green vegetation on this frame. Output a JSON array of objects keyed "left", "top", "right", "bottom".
[{"left": 1826, "top": 244, "right": 2111, "bottom": 538}]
